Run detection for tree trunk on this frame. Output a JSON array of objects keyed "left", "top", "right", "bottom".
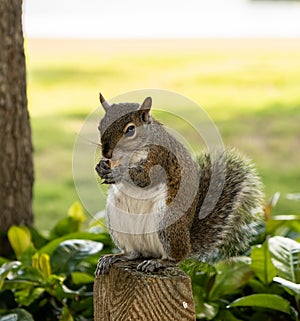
[{"left": 0, "top": 0, "right": 34, "bottom": 253}]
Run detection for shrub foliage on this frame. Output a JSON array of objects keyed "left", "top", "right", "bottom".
[
  {"left": 0, "top": 202, "right": 113, "bottom": 321},
  {"left": 1, "top": 197, "right": 300, "bottom": 320}
]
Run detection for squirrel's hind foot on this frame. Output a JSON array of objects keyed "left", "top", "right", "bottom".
[
  {"left": 95, "top": 252, "right": 141, "bottom": 275},
  {"left": 95, "top": 254, "right": 119, "bottom": 275},
  {"left": 137, "top": 259, "right": 176, "bottom": 273}
]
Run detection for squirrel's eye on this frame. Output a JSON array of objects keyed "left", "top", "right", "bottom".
[{"left": 124, "top": 125, "right": 136, "bottom": 138}]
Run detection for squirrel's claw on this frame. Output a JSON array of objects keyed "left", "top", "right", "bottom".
[
  {"left": 95, "top": 159, "right": 110, "bottom": 176},
  {"left": 96, "top": 159, "right": 116, "bottom": 184},
  {"left": 137, "top": 259, "right": 175, "bottom": 273},
  {"left": 137, "top": 259, "right": 163, "bottom": 272},
  {"left": 96, "top": 158, "right": 128, "bottom": 184},
  {"left": 95, "top": 257, "right": 110, "bottom": 275},
  {"left": 101, "top": 180, "right": 114, "bottom": 185},
  {"left": 95, "top": 254, "right": 120, "bottom": 275}
]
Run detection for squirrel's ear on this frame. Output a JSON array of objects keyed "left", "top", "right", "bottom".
[
  {"left": 138, "top": 97, "right": 152, "bottom": 123},
  {"left": 139, "top": 97, "right": 152, "bottom": 111},
  {"left": 99, "top": 93, "right": 110, "bottom": 111}
]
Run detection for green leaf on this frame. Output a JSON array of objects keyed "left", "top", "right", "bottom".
[
  {"left": 59, "top": 305, "right": 74, "bottom": 321},
  {"left": 268, "top": 236, "right": 300, "bottom": 283},
  {"left": 208, "top": 257, "right": 252, "bottom": 301},
  {"left": 69, "top": 297, "right": 93, "bottom": 316},
  {"left": 0, "top": 261, "right": 21, "bottom": 290},
  {"left": 67, "top": 201, "right": 86, "bottom": 223},
  {"left": 38, "top": 232, "right": 112, "bottom": 255},
  {"left": 3, "top": 265, "right": 45, "bottom": 285},
  {"left": 45, "top": 275, "right": 85, "bottom": 301},
  {"left": 229, "top": 293, "right": 292, "bottom": 315},
  {"left": 51, "top": 239, "right": 103, "bottom": 274},
  {"left": 267, "top": 216, "right": 300, "bottom": 237},
  {"left": 50, "top": 218, "right": 81, "bottom": 239},
  {"left": 14, "top": 287, "right": 45, "bottom": 306},
  {"left": 19, "top": 245, "right": 37, "bottom": 267},
  {"left": 28, "top": 226, "right": 48, "bottom": 249},
  {"left": 0, "top": 257, "right": 9, "bottom": 265},
  {"left": 251, "top": 240, "right": 276, "bottom": 284},
  {"left": 0, "top": 308, "right": 34, "bottom": 321},
  {"left": 39, "top": 253, "right": 51, "bottom": 277},
  {"left": 273, "top": 276, "right": 300, "bottom": 296},
  {"left": 271, "top": 215, "right": 300, "bottom": 221},
  {"left": 247, "top": 278, "right": 269, "bottom": 293},
  {"left": 49, "top": 202, "right": 87, "bottom": 239},
  {"left": 7, "top": 226, "right": 32, "bottom": 259},
  {"left": 32, "top": 253, "right": 51, "bottom": 277},
  {"left": 218, "top": 310, "right": 243, "bottom": 321},
  {"left": 196, "top": 302, "right": 219, "bottom": 320},
  {"left": 71, "top": 271, "right": 94, "bottom": 285}
]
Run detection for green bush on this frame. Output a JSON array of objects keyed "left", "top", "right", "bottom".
[
  {"left": 1, "top": 197, "right": 300, "bottom": 320},
  {"left": 0, "top": 202, "right": 113, "bottom": 321},
  {"left": 181, "top": 195, "right": 300, "bottom": 320}
]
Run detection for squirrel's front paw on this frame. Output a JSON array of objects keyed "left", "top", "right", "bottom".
[
  {"left": 95, "top": 159, "right": 114, "bottom": 184},
  {"left": 95, "top": 159, "right": 128, "bottom": 184}
]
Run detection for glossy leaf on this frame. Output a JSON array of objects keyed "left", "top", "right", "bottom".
[
  {"left": 0, "top": 257, "right": 9, "bottom": 265},
  {"left": 45, "top": 275, "right": 85, "bottom": 301},
  {"left": 218, "top": 310, "right": 243, "bottom": 321},
  {"left": 268, "top": 236, "right": 300, "bottom": 283},
  {"left": 69, "top": 296, "right": 93, "bottom": 314},
  {"left": 0, "top": 309, "right": 34, "bottom": 321},
  {"left": 229, "top": 293, "right": 292, "bottom": 315},
  {"left": 28, "top": 226, "right": 49, "bottom": 249},
  {"left": 71, "top": 271, "right": 94, "bottom": 285},
  {"left": 59, "top": 305, "right": 74, "bottom": 321},
  {"left": 38, "top": 232, "right": 111, "bottom": 255},
  {"left": 274, "top": 276, "right": 300, "bottom": 296},
  {"left": 191, "top": 278, "right": 219, "bottom": 321},
  {"left": 267, "top": 215, "right": 300, "bottom": 236},
  {"left": 208, "top": 257, "right": 252, "bottom": 301},
  {"left": 32, "top": 253, "right": 51, "bottom": 277},
  {"left": 50, "top": 203, "right": 87, "bottom": 239},
  {"left": 7, "top": 226, "right": 32, "bottom": 259},
  {"left": 4, "top": 265, "right": 45, "bottom": 284},
  {"left": 20, "top": 246, "right": 37, "bottom": 267},
  {"left": 50, "top": 217, "right": 81, "bottom": 238},
  {"left": 196, "top": 302, "right": 219, "bottom": 320},
  {"left": 251, "top": 240, "right": 276, "bottom": 284},
  {"left": 0, "top": 261, "right": 21, "bottom": 290},
  {"left": 14, "top": 287, "right": 45, "bottom": 306},
  {"left": 39, "top": 253, "right": 51, "bottom": 277},
  {"left": 51, "top": 239, "right": 103, "bottom": 274},
  {"left": 67, "top": 201, "right": 86, "bottom": 223}
]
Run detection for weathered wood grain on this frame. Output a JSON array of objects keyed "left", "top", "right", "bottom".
[{"left": 94, "top": 261, "right": 196, "bottom": 321}]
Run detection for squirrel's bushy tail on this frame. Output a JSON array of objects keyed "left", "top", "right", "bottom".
[{"left": 190, "top": 148, "right": 265, "bottom": 263}]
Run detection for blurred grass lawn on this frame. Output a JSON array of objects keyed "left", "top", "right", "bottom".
[{"left": 25, "top": 38, "right": 300, "bottom": 231}]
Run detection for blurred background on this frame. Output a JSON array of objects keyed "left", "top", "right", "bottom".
[{"left": 23, "top": 0, "right": 300, "bottom": 230}]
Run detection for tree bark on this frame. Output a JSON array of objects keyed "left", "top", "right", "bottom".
[
  {"left": 94, "top": 261, "right": 196, "bottom": 321},
  {"left": 0, "top": 0, "right": 34, "bottom": 248}
]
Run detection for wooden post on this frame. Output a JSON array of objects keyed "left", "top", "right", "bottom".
[{"left": 94, "top": 261, "right": 196, "bottom": 321}]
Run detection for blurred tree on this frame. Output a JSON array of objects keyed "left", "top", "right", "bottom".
[{"left": 0, "top": 0, "right": 34, "bottom": 255}]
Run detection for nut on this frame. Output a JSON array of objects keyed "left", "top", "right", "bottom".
[{"left": 110, "top": 159, "right": 120, "bottom": 168}]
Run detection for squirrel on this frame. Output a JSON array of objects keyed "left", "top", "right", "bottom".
[{"left": 95, "top": 94, "right": 264, "bottom": 275}]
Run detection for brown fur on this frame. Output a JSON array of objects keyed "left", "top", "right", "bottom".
[{"left": 95, "top": 96, "right": 264, "bottom": 274}]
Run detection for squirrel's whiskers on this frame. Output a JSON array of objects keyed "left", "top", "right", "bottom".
[{"left": 75, "top": 132, "right": 102, "bottom": 148}]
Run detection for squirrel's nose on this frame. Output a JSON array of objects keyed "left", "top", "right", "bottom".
[
  {"left": 104, "top": 151, "right": 112, "bottom": 159},
  {"left": 102, "top": 146, "right": 113, "bottom": 159}
]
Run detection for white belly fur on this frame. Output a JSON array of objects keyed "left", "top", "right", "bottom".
[{"left": 106, "top": 182, "right": 168, "bottom": 259}]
